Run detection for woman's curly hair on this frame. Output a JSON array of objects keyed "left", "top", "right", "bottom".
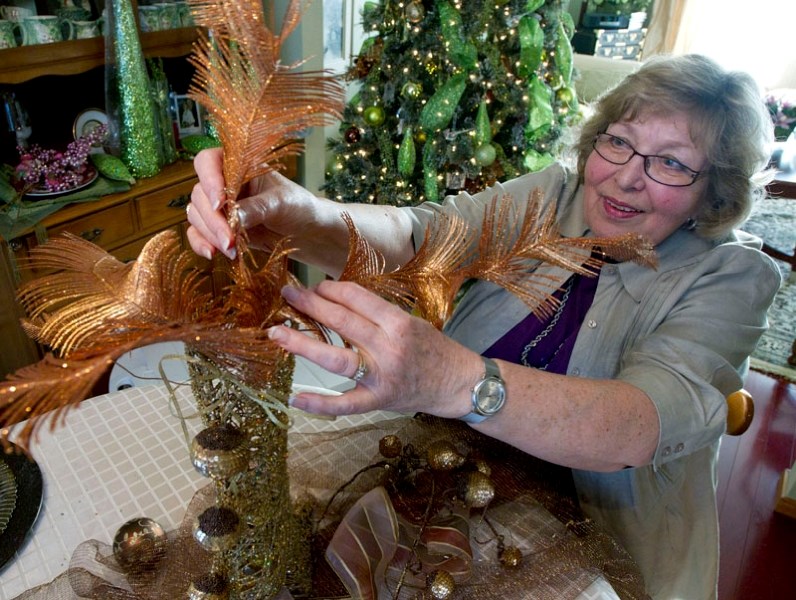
[{"left": 572, "top": 54, "right": 774, "bottom": 240}]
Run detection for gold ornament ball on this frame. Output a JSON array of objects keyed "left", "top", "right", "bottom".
[
  {"left": 401, "top": 81, "right": 422, "bottom": 99},
  {"left": 193, "top": 506, "right": 241, "bottom": 552},
  {"left": 426, "top": 439, "right": 465, "bottom": 471},
  {"left": 414, "top": 129, "right": 427, "bottom": 144},
  {"left": 499, "top": 545, "right": 523, "bottom": 568},
  {"left": 363, "top": 105, "right": 386, "bottom": 126},
  {"left": 379, "top": 434, "right": 403, "bottom": 458},
  {"left": 459, "top": 470, "right": 495, "bottom": 508},
  {"left": 191, "top": 424, "right": 248, "bottom": 480},
  {"left": 112, "top": 517, "right": 168, "bottom": 571},
  {"left": 188, "top": 572, "right": 230, "bottom": 599},
  {"left": 426, "top": 569, "right": 456, "bottom": 599}
]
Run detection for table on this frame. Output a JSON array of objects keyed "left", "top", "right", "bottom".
[{"left": 0, "top": 383, "right": 625, "bottom": 600}]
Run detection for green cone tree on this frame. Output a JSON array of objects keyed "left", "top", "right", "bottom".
[{"left": 323, "top": 0, "right": 580, "bottom": 206}]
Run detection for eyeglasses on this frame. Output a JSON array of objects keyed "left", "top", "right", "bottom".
[{"left": 592, "top": 133, "right": 703, "bottom": 187}]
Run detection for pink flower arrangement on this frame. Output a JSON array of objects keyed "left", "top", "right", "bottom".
[
  {"left": 14, "top": 125, "right": 108, "bottom": 193},
  {"left": 765, "top": 90, "right": 796, "bottom": 141}
]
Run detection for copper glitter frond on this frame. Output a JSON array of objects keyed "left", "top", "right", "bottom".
[
  {"left": 0, "top": 232, "right": 289, "bottom": 451},
  {"left": 339, "top": 188, "right": 656, "bottom": 327},
  {"left": 17, "top": 231, "right": 210, "bottom": 355},
  {"left": 379, "top": 212, "right": 473, "bottom": 329},
  {"left": 187, "top": 0, "right": 345, "bottom": 206},
  {"left": 460, "top": 190, "right": 657, "bottom": 319}
]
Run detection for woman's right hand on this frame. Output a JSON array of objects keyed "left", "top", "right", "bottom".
[{"left": 186, "top": 148, "right": 321, "bottom": 260}]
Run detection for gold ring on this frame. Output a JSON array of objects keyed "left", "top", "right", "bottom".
[{"left": 352, "top": 354, "right": 368, "bottom": 383}]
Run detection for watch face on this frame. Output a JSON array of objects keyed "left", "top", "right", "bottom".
[{"left": 476, "top": 377, "right": 506, "bottom": 414}]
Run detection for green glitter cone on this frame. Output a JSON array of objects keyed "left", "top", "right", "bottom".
[{"left": 105, "top": 0, "right": 163, "bottom": 178}]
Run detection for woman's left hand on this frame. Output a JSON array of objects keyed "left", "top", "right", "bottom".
[{"left": 268, "top": 280, "right": 482, "bottom": 418}]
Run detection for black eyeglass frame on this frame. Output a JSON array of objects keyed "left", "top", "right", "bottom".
[{"left": 592, "top": 133, "right": 703, "bottom": 187}]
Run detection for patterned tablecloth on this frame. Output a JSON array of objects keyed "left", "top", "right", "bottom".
[{"left": 0, "top": 383, "right": 621, "bottom": 600}]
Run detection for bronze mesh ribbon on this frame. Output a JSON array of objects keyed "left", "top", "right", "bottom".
[
  {"left": 9, "top": 415, "right": 649, "bottom": 600},
  {"left": 288, "top": 414, "right": 651, "bottom": 600}
]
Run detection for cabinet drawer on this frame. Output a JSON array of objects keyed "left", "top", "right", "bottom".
[
  {"left": 136, "top": 178, "right": 195, "bottom": 231},
  {"left": 49, "top": 202, "right": 136, "bottom": 248}
]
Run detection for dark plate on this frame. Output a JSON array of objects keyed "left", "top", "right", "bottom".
[{"left": 0, "top": 444, "right": 43, "bottom": 574}]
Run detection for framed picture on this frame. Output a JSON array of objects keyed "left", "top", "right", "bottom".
[{"left": 171, "top": 93, "right": 203, "bottom": 138}]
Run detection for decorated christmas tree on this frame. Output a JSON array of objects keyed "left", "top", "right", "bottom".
[{"left": 323, "top": 0, "right": 580, "bottom": 206}]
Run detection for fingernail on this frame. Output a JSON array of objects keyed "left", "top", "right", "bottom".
[
  {"left": 222, "top": 236, "right": 236, "bottom": 259},
  {"left": 267, "top": 325, "right": 285, "bottom": 342},
  {"left": 211, "top": 191, "right": 223, "bottom": 211},
  {"left": 281, "top": 285, "right": 300, "bottom": 302},
  {"left": 201, "top": 246, "right": 213, "bottom": 261}
]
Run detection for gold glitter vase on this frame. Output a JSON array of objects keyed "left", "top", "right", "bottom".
[{"left": 187, "top": 350, "right": 305, "bottom": 599}]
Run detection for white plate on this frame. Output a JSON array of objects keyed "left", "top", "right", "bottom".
[{"left": 72, "top": 108, "right": 109, "bottom": 141}]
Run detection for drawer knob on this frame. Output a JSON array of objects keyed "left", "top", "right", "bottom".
[
  {"left": 168, "top": 194, "right": 191, "bottom": 209},
  {"left": 81, "top": 227, "right": 104, "bottom": 242}
]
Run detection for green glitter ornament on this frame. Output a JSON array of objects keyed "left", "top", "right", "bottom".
[
  {"left": 517, "top": 15, "right": 544, "bottom": 79},
  {"left": 419, "top": 73, "right": 466, "bottom": 132},
  {"left": 555, "top": 21, "right": 574, "bottom": 84},
  {"left": 398, "top": 127, "right": 416, "bottom": 177},
  {"left": 105, "top": 0, "right": 164, "bottom": 178},
  {"left": 475, "top": 100, "right": 492, "bottom": 147},
  {"left": 438, "top": 1, "right": 477, "bottom": 70}
]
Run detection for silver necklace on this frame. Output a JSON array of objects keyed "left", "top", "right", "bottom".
[{"left": 520, "top": 277, "right": 574, "bottom": 370}]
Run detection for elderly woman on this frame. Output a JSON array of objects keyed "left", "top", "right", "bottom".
[{"left": 186, "top": 54, "right": 780, "bottom": 599}]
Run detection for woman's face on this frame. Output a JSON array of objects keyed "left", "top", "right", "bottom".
[{"left": 583, "top": 111, "right": 708, "bottom": 246}]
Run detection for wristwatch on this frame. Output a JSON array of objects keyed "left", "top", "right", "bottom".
[{"left": 459, "top": 357, "right": 506, "bottom": 423}]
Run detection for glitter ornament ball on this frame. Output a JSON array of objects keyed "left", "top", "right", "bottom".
[
  {"left": 426, "top": 569, "right": 456, "bottom": 599},
  {"left": 458, "top": 470, "right": 495, "bottom": 508},
  {"left": 191, "top": 424, "right": 249, "bottom": 480},
  {"left": 112, "top": 517, "right": 168, "bottom": 571},
  {"left": 193, "top": 506, "right": 241, "bottom": 552},
  {"left": 188, "top": 572, "right": 230, "bottom": 599},
  {"left": 379, "top": 434, "right": 403, "bottom": 458},
  {"left": 426, "top": 440, "right": 465, "bottom": 471},
  {"left": 499, "top": 545, "right": 523, "bottom": 567},
  {"left": 363, "top": 106, "right": 386, "bottom": 126}
]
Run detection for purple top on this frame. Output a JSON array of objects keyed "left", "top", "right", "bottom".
[{"left": 484, "top": 272, "right": 600, "bottom": 374}]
